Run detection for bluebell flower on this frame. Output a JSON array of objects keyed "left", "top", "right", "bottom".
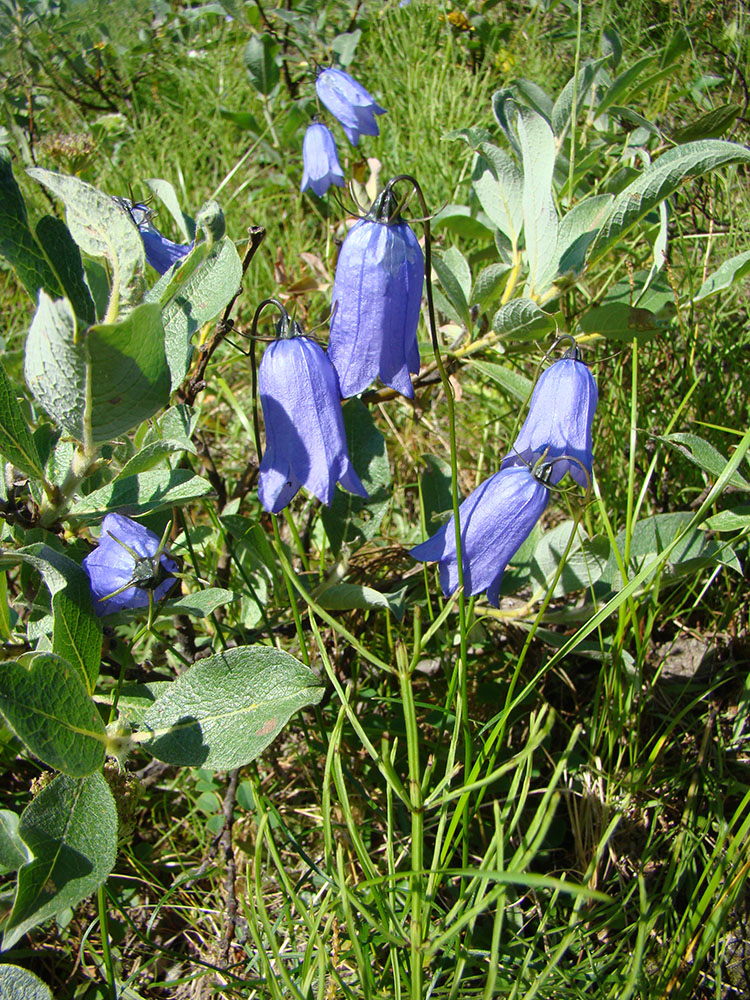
[
  {"left": 410, "top": 464, "right": 550, "bottom": 606},
  {"left": 315, "top": 68, "right": 386, "bottom": 146},
  {"left": 83, "top": 513, "right": 179, "bottom": 616},
  {"left": 503, "top": 350, "right": 598, "bottom": 487},
  {"left": 301, "top": 122, "right": 346, "bottom": 197},
  {"left": 115, "top": 198, "right": 192, "bottom": 275},
  {"left": 258, "top": 322, "right": 368, "bottom": 513},
  {"left": 328, "top": 189, "right": 424, "bottom": 398}
]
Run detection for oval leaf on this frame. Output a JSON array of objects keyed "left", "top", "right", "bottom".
[
  {"left": 0, "top": 653, "right": 106, "bottom": 776},
  {"left": 492, "top": 299, "right": 556, "bottom": 341},
  {"left": 0, "top": 965, "right": 54, "bottom": 999},
  {"left": 27, "top": 168, "right": 145, "bottom": 316},
  {"left": 2, "top": 773, "right": 117, "bottom": 951},
  {"left": 692, "top": 250, "right": 750, "bottom": 302},
  {"left": 140, "top": 645, "right": 325, "bottom": 769}
]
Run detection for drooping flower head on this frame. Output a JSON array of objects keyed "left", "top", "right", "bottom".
[
  {"left": 83, "top": 513, "right": 179, "bottom": 616},
  {"left": 503, "top": 342, "right": 598, "bottom": 487},
  {"left": 258, "top": 309, "right": 368, "bottom": 513},
  {"left": 411, "top": 463, "right": 550, "bottom": 607},
  {"left": 315, "top": 67, "right": 386, "bottom": 147},
  {"left": 115, "top": 198, "right": 192, "bottom": 275},
  {"left": 301, "top": 122, "right": 346, "bottom": 197},
  {"left": 328, "top": 186, "right": 424, "bottom": 398}
]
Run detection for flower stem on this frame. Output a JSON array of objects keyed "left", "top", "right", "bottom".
[
  {"left": 397, "top": 641, "right": 424, "bottom": 998},
  {"left": 271, "top": 513, "right": 310, "bottom": 667},
  {"left": 387, "top": 174, "right": 473, "bottom": 866},
  {"left": 97, "top": 883, "right": 117, "bottom": 999}
]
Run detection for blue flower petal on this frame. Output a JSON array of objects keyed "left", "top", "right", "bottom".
[
  {"left": 328, "top": 217, "right": 423, "bottom": 398},
  {"left": 505, "top": 357, "right": 597, "bottom": 486},
  {"left": 315, "top": 68, "right": 386, "bottom": 147},
  {"left": 258, "top": 335, "right": 368, "bottom": 513},
  {"left": 411, "top": 465, "right": 549, "bottom": 606},
  {"left": 301, "top": 123, "right": 346, "bottom": 197}
]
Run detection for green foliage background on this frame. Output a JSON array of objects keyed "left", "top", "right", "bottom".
[{"left": 0, "top": 0, "right": 749, "bottom": 998}]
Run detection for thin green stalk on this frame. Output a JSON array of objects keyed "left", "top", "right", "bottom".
[
  {"left": 271, "top": 513, "right": 310, "bottom": 666},
  {"left": 397, "top": 642, "right": 424, "bottom": 999},
  {"left": 97, "top": 883, "right": 117, "bottom": 1000}
]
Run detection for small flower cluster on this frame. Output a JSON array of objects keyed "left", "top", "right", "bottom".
[
  {"left": 411, "top": 342, "right": 598, "bottom": 606},
  {"left": 256, "top": 180, "right": 424, "bottom": 515},
  {"left": 301, "top": 67, "right": 385, "bottom": 198}
]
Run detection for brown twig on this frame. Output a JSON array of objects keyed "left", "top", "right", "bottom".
[{"left": 179, "top": 226, "right": 266, "bottom": 406}]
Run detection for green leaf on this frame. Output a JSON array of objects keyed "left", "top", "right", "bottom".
[
  {"left": 24, "top": 295, "right": 170, "bottom": 445},
  {"left": 86, "top": 303, "right": 170, "bottom": 444},
  {"left": 220, "top": 107, "right": 262, "bottom": 132},
  {"left": 551, "top": 58, "right": 608, "bottom": 139},
  {"left": 316, "top": 582, "right": 402, "bottom": 617},
  {"left": 115, "top": 438, "right": 195, "bottom": 480},
  {"left": 27, "top": 168, "right": 145, "bottom": 316},
  {"left": 517, "top": 106, "right": 559, "bottom": 296},
  {"left": 527, "top": 521, "right": 608, "bottom": 599},
  {"left": 432, "top": 204, "right": 495, "bottom": 240},
  {"left": 692, "top": 250, "right": 750, "bottom": 302},
  {"left": 140, "top": 646, "right": 325, "bottom": 769},
  {"left": 106, "top": 587, "right": 235, "bottom": 624},
  {"left": 35, "top": 215, "right": 96, "bottom": 325},
  {"left": 578, "top": 303, "right": 660, "bottom": 341},
  {"left": 0, "top": 964, "right": 54, "bottom": 999},
  {"left": 557, "top": 195, "right": 613, "bottom": 278},
  {"left": 145, "top": 177, "right": 194, "bottom": 242},
  {"left": 332, "top": 29, "right": 361, "bottom": 67},
  {"left": 492, "top": 299, "right": 556, "bottom": 341},
  {"left": 0, "top": 810, "right": 28, "bottom": 871},
  {"left": 672, "top": 103, "right": 740, "bottom": 144},
  {"left": 0, "top": 544, "right": 101, "bottom": 692},
  {"left": 660, "top": 433, "right": 750, "bottom": 491},
  {"left": 595, "top": 513, "right": 709, "bottom": 593},
  {"left": 156, "top": 236, "right": 242, "bottom": 389},
  {"left": 589, "top": 140, "right": 750, "bottom": 266},
  {"left": 467, "top": 360, "right": 533, "bottom": 402},
  {"left": 433, "top": 248, "right": 472, "bottom": 330},
  {"left": 0, "top": 653, "right": 106, "bottom": 777},
  {"left": 2, "top": 772, "right": 117, "bottom": 951},
  {"left": 0, "top": 148, "right": 61, "bottom": 303},
  {"left": 419, "top": 452, "right": 453, "bottom": 532},
  {"left": 702, "top": 506, "right": 750, "bottom": 532},
  {"left": 473, "top": 262, "right": 511, "bottom": 308},
  {"left": 67, "top": 467, "right": 213, "bottom": 521},
  {"left": 321, "top": 399, "right": 391, "bottom": 556},
  {"left": 0, "top": 359, "right": 44, "bottom": 479},
  {"left": 471, "top": 143, "right": 523, "bottom": 246},
  {"left": 52, "top": 585, "right": 102, "bottom": 694},
  {"left": 595, "top": 53, "right": 655, "bottom": 117},
  {"left": 243, "top": 33, "right": 280, "bottom": 95}
]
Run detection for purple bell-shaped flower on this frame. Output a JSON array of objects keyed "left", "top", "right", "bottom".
[
  {"left": 83, "top": 513, "right": 179, "bottom": 616},
  {"left": 315, "top": 68, "right": 386, "bottom": 146},
  {"left": 116, "top": 198, "right": 192, "bottom": 275},
  {"left": 328, "top": 187, "right": 424, "bottom": 398},
  {"left": 258, "top": 314, "right": 368, "bottom": 513},
  {"left": 504, "top": 346, "right": 598, "bottom": 486},
  {"left": 301, "top": 122, "right": 346, "bottom": 197},
  {"left": 410, "top": 464, "right": 550, "bottom": 606}
]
